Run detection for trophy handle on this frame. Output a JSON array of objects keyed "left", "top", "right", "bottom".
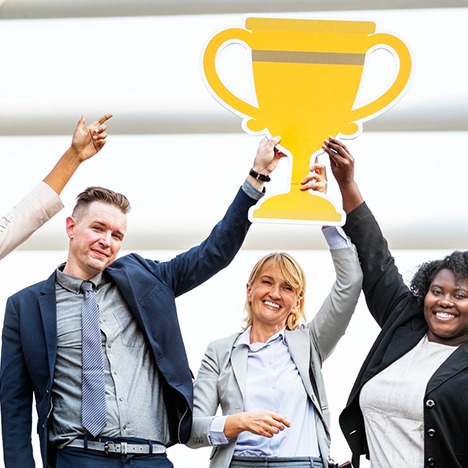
[
  {"left": 203, "top": 28, "right": 260, "bottom": 121},
  {"left": 349, "top": 33, "right": 412, "bottom": 123}
]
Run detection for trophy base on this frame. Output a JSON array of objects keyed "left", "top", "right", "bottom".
[{"left": 250, "top": 187, "right": 343, "bottom": 225}]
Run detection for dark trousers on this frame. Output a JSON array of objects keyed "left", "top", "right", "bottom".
[
  {"left": 56, "top": 447, "right": 174, "bottom": 468},
  {"left": 230, "top": 456, "right": 324, "bottom": 467}
]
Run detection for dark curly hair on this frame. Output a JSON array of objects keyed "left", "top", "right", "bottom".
[{"left": 410, "top": 250, "right": 468, "bottom": 304}]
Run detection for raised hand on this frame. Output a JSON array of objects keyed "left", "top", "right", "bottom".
[
  {"left": 300, "top": 157, "right": 328, "bottom": 194},
  {"left": 322, "top": 136, "right": 355, "bottom": 187},
  {"left": 321, "top": 136, "right": 364, "bottom": 213},
  {"left": 71, "top": 113, "right": 113, "bottom": 161},
  {"left": 252, "top": 136, "right": 287, "bottom": 175}
]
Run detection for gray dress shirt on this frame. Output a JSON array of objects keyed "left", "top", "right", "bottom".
[{"left": 50, "top": 266, "right": 169, "bottom": 447}]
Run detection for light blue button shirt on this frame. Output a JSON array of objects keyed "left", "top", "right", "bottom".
[{"left": 238, "top": 328, "right": 320, "bottom": 457}]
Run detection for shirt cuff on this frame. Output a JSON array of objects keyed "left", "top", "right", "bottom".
[
  {"left": 34, "top": 182, "right": 65, "bottom": 217},
  {"left": 208, "top": 416, "right": 230, "bottom": 446},
  {"left": 241, "top": 179, "right": 265, "bottom": 201},
  {"left": 322, "top": 225, "right": 352, "bottom": 250}
]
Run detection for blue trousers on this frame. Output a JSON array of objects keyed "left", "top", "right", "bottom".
[{"left": 56, "top": 447, "right": 174, "bottom": 467}]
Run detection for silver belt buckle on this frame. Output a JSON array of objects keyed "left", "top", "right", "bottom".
[{"left": 104, "top": 441, "right": 127, "bottom": 455}]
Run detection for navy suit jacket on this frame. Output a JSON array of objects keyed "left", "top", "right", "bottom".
[{"left": 0, "top": 187, "right": 257, "bottom": 468}]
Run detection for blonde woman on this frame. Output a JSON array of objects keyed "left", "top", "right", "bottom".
[{"left": 188, "top": 164, "right": 362, "bottom": 468}]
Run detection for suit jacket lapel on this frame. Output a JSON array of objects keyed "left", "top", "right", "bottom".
[
  {"left": 38, "top": 273, "right": 59, "bottom": 377},
  {"left": 427, "top": 341, "right": 468, "bottom": 393},
  {"left": 106, "top": 267, "right": 139, "bottom": 313},
  {"left": 286, "top": 330, "right": 314, "bottom": 395},
  {"left": 285, "top": 330, "right": 324, "bottom": 413},
  {"left": 285, "top": 330, "right": 331, "bottom": 436},
  {"left": 231, "top": 341, "right": 248, "bottom": 400}
]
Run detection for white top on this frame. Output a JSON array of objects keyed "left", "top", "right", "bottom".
[
  {"left": 360, "top": 334, "right": 457, "bottom": 467},
  {"left": 0, "top": 182, "right": 63, "bottom": 260}
]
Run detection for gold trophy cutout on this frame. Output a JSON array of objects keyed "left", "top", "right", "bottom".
[{"left": 203, "top": 17, "right": 412, "bottom": 224}]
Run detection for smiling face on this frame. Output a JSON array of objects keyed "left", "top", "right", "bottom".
[
  {"left": 424, "top": 268, "right": 468, "bottom": 346},
  {"left": 63, "top": 201, "right": 127, "bottom": 280},
  {"left": 247, "top": 259, "right": 301, "bottom": 337}
]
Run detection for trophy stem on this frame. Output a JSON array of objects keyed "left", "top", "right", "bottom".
[
  {"left": 251, "top": 144, "right": 343, "bottom": 223},
  {"left": 251, "top": 185, "right": 342, "bottom": 223}
]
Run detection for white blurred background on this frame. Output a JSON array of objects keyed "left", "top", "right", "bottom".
[{"left": 1, "top": 1, "right": 467, "bottom": 467}]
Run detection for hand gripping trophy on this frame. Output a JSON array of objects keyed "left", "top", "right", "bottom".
[{"left": 203, "top": 17, "right": 412, "bottom": 224}]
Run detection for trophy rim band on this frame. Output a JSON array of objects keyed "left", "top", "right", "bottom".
[{"left": 252, "top": 50, "right": 366, "bottom": 66}]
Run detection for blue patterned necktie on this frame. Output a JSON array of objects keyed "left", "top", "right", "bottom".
[{"left": 80, "top": 280, "right": 107, "bottom": 437}]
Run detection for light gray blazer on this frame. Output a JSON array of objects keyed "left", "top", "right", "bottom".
[{"left": 187, "top": 245, "right": 363, "bottom": 468}]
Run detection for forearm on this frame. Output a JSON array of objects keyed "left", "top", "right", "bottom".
[
  {"left": 189, "top": 343, "right": 225, "bottom": 448},
  {"left": 339, "top": 180, "right": 364, "bottom": 214},
  {"left": 168, "top": 187, "right": 258, "bottom": 296},
  {"left": 223, "top": 413, "right": 246, "bottom": 439},
  {"left": 311, "top": 245, "right": 363, "bottom": 360},
  {"left": 42, "top": 146, "right": 83, "bottom": 195},
  {"left": 0, "top": 183, "right": 63, "bottom": 260},
  {"left": 193, "top": 413, "right": 246, "bottom": 447},
  {"left": 343, "top": 202, "right": 408, "bottom": 326}
]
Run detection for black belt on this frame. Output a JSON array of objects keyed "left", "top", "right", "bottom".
[{"left": 67, "top": 438, "right": 166, "bottom": 455}]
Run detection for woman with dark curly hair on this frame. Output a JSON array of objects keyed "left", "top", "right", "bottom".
[
  {"left": 301, "top": 137, "right": 468, "bottom": 468},
  {"left": 411, "top": 251, "right": 468, "bottom": 308}
]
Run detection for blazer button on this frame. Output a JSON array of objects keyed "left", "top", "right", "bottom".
[
  {"left": 425, "top": 399, "right": 435, "bottom": 408},
  {"left": 427, "top": 428, "right": 436, "bottom": 437},
  {"left": 426, "top": 457, "right": 436, "bottom": 466}
]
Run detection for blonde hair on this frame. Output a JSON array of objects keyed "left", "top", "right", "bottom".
[{"left": 244, "top": 252, "right": 306, "bottom": 330}]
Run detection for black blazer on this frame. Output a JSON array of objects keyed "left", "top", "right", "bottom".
[
  {"left": 339, "top": 202, "right": 468, "bottom": 468},
  {"left": 0, "top": 187, "right": 257, "bottom": 468}
]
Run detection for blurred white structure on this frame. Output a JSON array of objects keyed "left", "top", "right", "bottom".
[{"left": 1, "top": 3, "right": 467, "bottom": 251}]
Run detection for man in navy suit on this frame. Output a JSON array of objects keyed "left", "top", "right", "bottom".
[{"left": 0, "top": 137, "right": 285, "bottom": 468}]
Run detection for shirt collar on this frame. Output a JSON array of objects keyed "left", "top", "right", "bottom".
[
  {"left": 56, "top": 263, "right": 107, "bottom": 294},
  {"left": 236, "top": 326, "right": 286, "bottom": 351}
]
